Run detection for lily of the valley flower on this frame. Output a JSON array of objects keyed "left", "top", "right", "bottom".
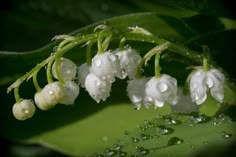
[
  {"left": 127, "top": 77, "right": 149, "bottom": 109},
  {"left": 115, "top": 48, "right": 141, "bottom": 79},
  {"left": 189, "top": 68, "right": 224, "bottom": 105},
  {"left": 78, "top": 63, "right": 90, "bottom": 88},
  {"left": 34, "top": 82, "right": 64, "bottom": 110},
  {"left": 60, "top": 81, "right": 80, "bottom": 105},
  {"left": 13, "top": 99, "right": 36, "bottom": 120},
  {"left": 145, "top": 74, "right": 178, "bottom": 108},
  {"left": 91, "top": 51, "right": 122, "bottom": 83},
  {"left": 52, "top": 57, "right": 77, "bottom": 81},
  {"left": 85, "top": 73, "right": 112, "bottom": 103}
]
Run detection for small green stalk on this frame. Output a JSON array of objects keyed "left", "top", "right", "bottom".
[
  {"left": 86, "top": 40, "right": 95, "bottom": 65},
  {"left": 33, "top": 72, "right": 41, "bottom": 91},
  {"left": 119, "top": 37, "right": 126, "bottom": 49},
  {"left": 55, "top": 56, "right": 64, "bottom": 84},
  {"left": 46, "top": 56, "right": 54, "bottom": 84},
  {"left": 203, "top": 58, "right": 209, "bottom": 72},
  {"left": 155, "top": 53, "right": 161, "bottom": 78},
  {"left": 14, "top": 87, "right": 21, "bottom": 103},
  {"left": 136, "top": 42, "right": 170, "bottom": 78}
]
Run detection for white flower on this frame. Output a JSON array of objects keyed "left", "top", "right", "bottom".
[
  {"left": 115, "top": 48, "right": 141, "bottom": 79},
  {"left": 13, "top": 99, "right": 35, "bottom": 120},
  {"left": 52, "top": 57, "right": 77, "bottom": 81},
  {"left": 145, "top": 74, "right": 178, "bottom": 108},
  {"left": 78, "top": 63, "right": 90, "bottom": 88},
  {"left": 127, "top": 77, "right": 149, "bottom": 109},
  {"left": 60, "top": 81, "right": 80, "bottom": 105},
  {"left": 34, "top": 82, "right": 64, "bottom": 110},
  {"left": 91, "top": 51, "right": 122, "bottom": 83},
  {"left": 189, "top": 68, "right": 224, "bottom": 105},
  {"left": 85, "top": 73, "right": 112, "bottom": 103}
]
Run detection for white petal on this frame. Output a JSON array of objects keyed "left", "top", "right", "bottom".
[
  {"left": 207, "top": 69, "right": 224, "bottom": 102},
  {"left": 78, "top": 63, "right": 90, "bottom": 88},
  {"left": 115, "top": 48, "right": 141, "bottom": 79},
  {"left": 52, "top": 58, "right": 77, "bottom": 81},
  {"left": 60, "top": 81, "right": 80, "bottom": 105},
  {"left": 85, "top": 73, "right": 111, "bottom": 103},
  {"left": 91, "top": 52, "right": 122, "bottom": 82},
  {"left": 34, "top": 82, "right": 64, "bottom": 110},
  {"left": 190, "top": 69, "right": 207, "bottom": 105},
  {"left": 13, "top": 99, "right": 35, "bottom": 120},
  {"left": 127, "top": 77, "right": 149, "bottom": 108}
]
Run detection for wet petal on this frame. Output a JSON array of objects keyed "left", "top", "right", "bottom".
[{"left": 78, "top": 63, "right": 90, "bottom": 88}]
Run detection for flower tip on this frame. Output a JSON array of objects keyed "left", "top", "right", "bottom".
[{"left": 13, "top": 99, "right": 36, "bottom": 120}]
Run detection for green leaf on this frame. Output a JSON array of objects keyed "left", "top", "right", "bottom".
[{"left": 1, "top": 12, "right": 236, "bottom": 156}]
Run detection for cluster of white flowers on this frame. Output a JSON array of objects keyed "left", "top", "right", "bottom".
[
  {"left": 78, "top": 48, "right": 141, "bottom": 103},
  {"left": 12, "top": 46, "right": 225, "bottom": 120}
]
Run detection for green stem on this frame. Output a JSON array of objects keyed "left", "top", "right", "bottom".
[
  {"left": 123, "top": 33, "right": 203, "bottom": 64},
  {"left": 33, "top": 72, "right": 41, "bottom": 91},
  {"left": 86, "top": 40, "right": 95, "bottom": 65},
  {"left": 136, "top": 42, "right": 170, "bottom": 78},
  {"left": 46, "top": 56, "right": 54, "bottom": 84},
  {"left": 14, "top": 87, "right": 21, "bottom": 103},
  {"left": 155, "top": 53, "right": 161, "bottom": 78},
  {"left": 119, "top": 37, "right": 126, "bottom": 49},
  {"left": 203, "top": 58, "right": 209, "bottom": 71}
]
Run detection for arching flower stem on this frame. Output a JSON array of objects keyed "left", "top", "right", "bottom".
[
  {"left": 155, "top": 53, "right": 161, "bottom": 78},
  {"left": 33, "top": 71, "right": 41, "bottom": 92},
  {"left": 14, "top": 87, "right": 20, "bottom": 103}
]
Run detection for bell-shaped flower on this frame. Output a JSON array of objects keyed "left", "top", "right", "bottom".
[
  {"left": 189, "top": 68, "right": 224, "bottom": 105},
  {"left": 60, "top": 81, "right": 80, "bottom": 105},
  {"left": 145, "top": 74, "right": 178, "bottom": 108},
  {"left": 13, "top": 99, "right": 36, "bottom": 120},
  {"left": 127, "top": 77, "right": 149, "bottom": 109},
  {"left": 34, "top": 82, "right": 64, "bottom": 110},
  {"left": 85, "top": 73, "right": 112, "bottom": 103},
  {"left": 115, "top": 48, "right": 142, "bottom": 79},
  {"left": 52, "top": 57, "right": 77, "bottom": 81},
  {"left": 78, "top": 63, "right": 90, "bottom": 88},
  {"left": 91, "top": 51, "right": 122, "bottom": 83}
]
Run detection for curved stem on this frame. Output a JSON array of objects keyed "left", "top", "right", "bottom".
[
  {"left": 46, "top": 57, "right": 54, "bottom": 84},
  {"left": 155, "top": 53, "right": 161, "bottom": 78},
  {"left": 86, "top": 40, "right": 95, "bottom": 65},
  {"left": 136, "top": 42, "right": 170, "bottom": 78},
  {"left": 33, "top": 72, "right": 41, "bottom": 91},
  {"left": 54, "top": 56, "right": 64, "bottom": 84},
  {"left": 14, "top": 87, "right": 20, "bottom": 103},
  {"left": 119, "top": 37, "right": 126, "bottom": 49}
]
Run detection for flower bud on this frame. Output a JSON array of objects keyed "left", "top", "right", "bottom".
[
  {"left": 60, "top": 81, "right": 80, "bottom": 105},
  {"left": 13, "top": 99, "right": 35, "bottom": 120},
  {"left": 78, "top": 63, "right": 90, "bottom": 88},
  {"left": 52, "top": 57, "right": 77, "bottom": 81},
  {"left": 34, "top": 82, "right": 64, "bottom": 110}
]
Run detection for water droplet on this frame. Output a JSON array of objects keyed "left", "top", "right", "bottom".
[
  {"left": 49, "top": 90, "right": 54, "bottom": 95},
  {"left": 92, "top": 153, "right": 104, "bottom": 157},
  {"left": 221, "top": 131, "right": 232, "bottom": 139},
  {"left": 113, "top": 144, "right": 122, "bottom": 150},
  {"left": 159, "top": 83, "right": 168, "bottom": 92},
  {"left": 189, "top": 113, "right": 211, "bottom": 124},
  {"left": 132, "top": 95, "right": 142, "bottom": 103},
  {"left": 124, "top": 131, "right": 129, "bottom": 135},
  {"left": 108, "top": 54, "right": 116, "bottom": 62},
  {"left": 164, "top": 116, "right": 181, "bottom": 125},
  {"left": 168, "top": 137, "right": 184, "bottom": 145},
  {"left": 22, "top": 109, "right": 29, "bottom": 114},
  {"left": 158, "top": 125, "right": 174, "bottom": 135},
  {"left": 95, "top": 59, "right": 102, "bottom": 67},
  {"left": 136, "top": 146, "right": 150, "bottom": 156},
  {"left": 119, "top": 151, "right": 127, "bottom": 157},
  {"left": 131, "top": 137, "right": 140, "bottom": 143},
  {"left": 140, "top": 133, "right": 152, "bottom": 140},
  {"left": 192, "top": 82, "right": 198, "bottom": 89},
  {"left": 105, "top": 149, "right": 117, "bottom": 156},
  {"left": 94, "top": 80, "right": 101, "bottom": 86}
]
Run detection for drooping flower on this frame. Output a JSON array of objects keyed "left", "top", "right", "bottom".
[
  {"left": 127, "top": 77, "right": 149, "bottom": 109},
  {"left": 52, "top": 57, "right": 77, "bottom": 81},
  {"left": 145, "top": 74, "right": 178, "bottom": 108},
  {"left": 60, "top": 81, "right": 80, "bottom": 105},
  {"left": 12, "top": 99, "right": 36, "bottom": 120},
  {"left": 34, "top": 82, "right": 64, "bottom": 110},
  {"left": 115, "top": 48, "right": 141, "bottom": 79},
  {"left": 91, "top": 51, "right": 122, "bottom": 83},
  {"left": 85, "top": 73, "right": 112, "bottom": 103},
  {"left": 78, "top": 63, "right": 90, "bottom": 88},
  {"left": 189, "top": 68, "right": 224, "bottom": 105}
]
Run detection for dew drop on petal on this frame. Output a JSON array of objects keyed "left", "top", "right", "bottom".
[
  {"left": 159, "top": 83, "right": 168, "bottom": 92},
  {"left": 49, "top": 90, "right": 54, "bottom": 95},
  {"left": 192, "top": 82, "right": 198, "bottom": 89},
  {"left": 108, "top": 54, "right": 116, "bottom": 62},
  {"left": 95, "top": 59, "right": 102, "bottom": 67}
]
